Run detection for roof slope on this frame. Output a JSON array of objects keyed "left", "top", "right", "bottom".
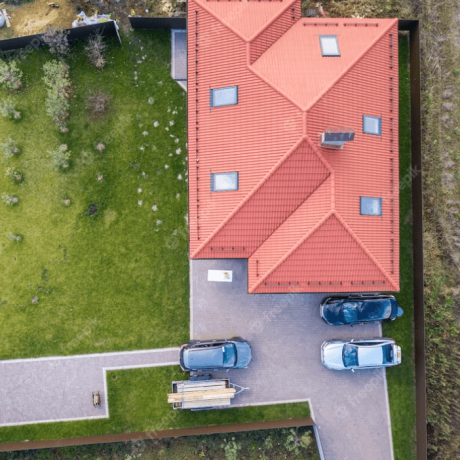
[{"left": 187, "top": 4, "right": 400, "bottom": 293}]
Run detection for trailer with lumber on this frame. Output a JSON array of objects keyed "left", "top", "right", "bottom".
[{"left": 168, "top": 376, "right": 248, "bottom": 410}]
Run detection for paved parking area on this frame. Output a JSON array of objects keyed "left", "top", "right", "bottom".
[
  {"left": 0, "top": 348, "right": 178, "bottom": 426},
  {"left": 191, "top": 258, "right": 393, "bottom": 460}
]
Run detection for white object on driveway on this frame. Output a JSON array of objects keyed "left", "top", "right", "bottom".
[{"left": 207, "top": 270, "right": 232, "bottom": 282}]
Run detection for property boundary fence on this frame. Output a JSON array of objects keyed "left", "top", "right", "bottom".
[
  {"left": 0, "top": 21, "right": 119, "bottom": 55},
  {"left": 0, "top": 18, "right": 425, "bottom": 460},
  {"left": 0, "top": 417, "right": 314, "bottom": 452},
  {"left": 129, "top": 17, "right": 186, "bottom": 30},
  {"left": 398, "top": 19, "right": 426, "bottom": 460}
]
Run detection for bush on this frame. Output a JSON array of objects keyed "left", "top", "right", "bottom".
[
  {"left": 9, "top": 233, "right": 22, "bottom": 242},
  {"left": 0, "top": 59, "right": 23, "bottom": 91},
  {"left": 1, "top": 192, "right": 19, "bottom": 205},
  {"left": 85, "top": 33, "right": 107, "bottom": 70},
  {"left": 0, "top": 100, "right": 21, "bottom": 120},
  {"left": 1, "top": 138, "right": 20, "bottom": 158},
  {"left": 42, "top": 26, "right": 70, "bottom": 60},
  {"left": 42, "top": 60, "right": 72, "bottom": 130},
  {"left": 48, "top": 144, "right": 71, "bottom": 169},
  {"left": 5, "top": 167, "right": 23, "bottom": 182},
  {"left": 86, "top": 90, "right": 112, "bottom": 120}
]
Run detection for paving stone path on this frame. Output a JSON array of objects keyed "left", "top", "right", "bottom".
[
  {"left": 0, "top": 348, "right": 178, "bottom": 426},
  {"left": 191, "top": 259, "right": 394, "bottom": 460}
]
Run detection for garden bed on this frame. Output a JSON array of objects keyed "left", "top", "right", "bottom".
[{"left": 0, "top": 30, "right": 189, "bottom": 360}]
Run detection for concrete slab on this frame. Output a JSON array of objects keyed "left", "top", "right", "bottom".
[{"left": 191, "top": 258, "right": 394, "bottom": 460}]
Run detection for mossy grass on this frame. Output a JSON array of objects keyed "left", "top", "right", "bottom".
[{"left": 0, "top": 30, "right": 189, "bottom": 360}]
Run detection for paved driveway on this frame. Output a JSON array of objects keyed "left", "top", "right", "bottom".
[
  {"left": 0, "top": 348, "right": 178, "bottom": 426},
  {"left": 191, "top": 259, "right": 393, "bottom": 460}
]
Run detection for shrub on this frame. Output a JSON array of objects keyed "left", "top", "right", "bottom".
[
  {"left": 1, "top": 192, "right": 19, "bottom": 205},
  {"left": 86, "top": 90, "right": 112, "bottom": 120},
  {"left": 42, "top": 60, "right": 72, "bottom": 130},
  {"left": 42, "top": 26, "right": 70, "bottom": 60},
  {"left": 85, "top": 33, "right": 107, "bottom": 70},
  {"left": 48, "top": 144, "right": 71, "bottom": 169},
  {"left": 0, "top": 101, "right": 21, "bottom": 120},
  {"left": 1, "top": 138, "right": 20, "bottom": 158},
  {"left": 96, "top": 142, "right": 105, "bottom": 152},
  {"left": 5, "top": 167, "right": 23, "bottom": 182},
  {"left": 0, "top": 60, "right": 23, "bottom": 91},
  {"left": 9, "top": 233, "right": 22, "bottom": 242}
]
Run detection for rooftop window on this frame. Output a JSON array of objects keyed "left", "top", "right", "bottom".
[
  {"left": 360, "top": 197, "right": 382, "bottom": 216},
  {"left": 210, "top": 86, "right": 238, "bottom": 108},
  {"left": 363, "top": 115, "right": 382, "bottom": 136},
  {"left": 320, "top": 35, "right": 340, "bottom": 57},
  {"left": 211, "top": 172, "right": 239, "bottom": 192}
]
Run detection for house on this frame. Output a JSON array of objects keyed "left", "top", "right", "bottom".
[{"left": 187, "top": 1, "right": 399, "bottom": 294}]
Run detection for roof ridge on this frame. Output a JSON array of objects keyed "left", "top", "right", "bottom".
[
  {"left": 248, "top": 62, "right": 304, "bottom": 111},
  {"left": 333, "top": 211, "right": 398, "bottom": 290},
  {"left": 248, "top": 0, "right": 299, "bottom": 42},
  {"left": 304, "top": 18, "right": 398, "bottom": 112},
  {"left": 248, "top": 210, "right": 334, "bottom": 293},
  {"left": 190, "top": 136, "right": 306, "bottom": 259},
  {"left": 193, "top": 0, "right": 298, "bottom": 44}
]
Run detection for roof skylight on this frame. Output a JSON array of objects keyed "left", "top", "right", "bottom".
[
  {"left": 320, "top": 35, "right": 340, "bottom": 57},
  {"left": 211, "top": 172, "right": 239, "bottom": 192},
  {"left": 210, "top": 86, "right": 238, "bottom": 108}
]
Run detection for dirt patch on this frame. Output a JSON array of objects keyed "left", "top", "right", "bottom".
[{"left": 8, "top": 0, "right": 77, "bottom": 37}]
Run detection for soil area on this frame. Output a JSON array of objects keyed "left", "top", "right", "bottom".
[
  {"left": 1, "top": 0, "right": 185, "bottom": 35},
  {"left": 7, "top": 0, "right": 76, "bottom": 36}
]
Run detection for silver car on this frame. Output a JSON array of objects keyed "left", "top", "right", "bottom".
[{"left": 321, "top": 338, "right": 401, "bottom": 371}]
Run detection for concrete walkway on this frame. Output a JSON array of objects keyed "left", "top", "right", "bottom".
[
  {"left": 191, "top": 259, "right": 394, "bottom": 460},
  {"left": 0, "top": 348, "right": 178, "bottom": 426}
]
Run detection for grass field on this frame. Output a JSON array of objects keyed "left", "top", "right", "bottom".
[
  {"left": 381, "top": 35, "right": 416, "bottom": 460},
  {"left": 0, "top": 30, "right": 189, "bottom": 360},
  {"left": 0, "top": 366, "right": 311, "bottom": 443}
]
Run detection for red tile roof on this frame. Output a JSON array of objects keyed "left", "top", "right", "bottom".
[{"left": 188, "top": 3, "right": 399, "bottom": 293}]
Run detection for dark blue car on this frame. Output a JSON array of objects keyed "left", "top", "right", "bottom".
[
  {"left": 179, "top": 338, "right": 252, "bottom": 372},
  {"left": 320, "top": 294, "right": 403, "bottom": 326}
]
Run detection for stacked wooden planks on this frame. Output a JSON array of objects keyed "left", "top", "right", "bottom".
[{"left": 169, "top": 380, "right": 235, "bottom": 409}]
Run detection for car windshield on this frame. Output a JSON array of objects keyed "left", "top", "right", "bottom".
[
  {"left": 342, "top": 344, "right": 358, "bottom": 367},
  {"left": 382, "top": 300, "right": 393, "bottom": 319},
  {"left": 343, "top": 302, "right": 358, "bottom": 323},
  {"left": 355, "top": 299, "right": 392, "bottom": 321},
  {"left": 222, "top": 343, "right": 236, "bottom": 367},
  {"left": 382, "top": 344, "right": 394, "bottom": 364}
]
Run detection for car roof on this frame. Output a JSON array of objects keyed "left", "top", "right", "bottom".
[
  {"left": 357, "top": 345, "right": 384, "bottom": 366},
  {"left": 184, "top": 347, "right": 224, "bottom": 368}
]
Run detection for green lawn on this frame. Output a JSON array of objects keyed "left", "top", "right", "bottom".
[
  {"left": 382, "top": 35, "right": 416, "bottom": 460},
  {"left": 0, "top": 366, "right": 310, "bottom": 444},
  {"left": 0, "top": 30, "right": 189, "bottom": 359}
]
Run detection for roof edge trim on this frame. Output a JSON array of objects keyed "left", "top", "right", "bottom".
[
  {"left": 304, "top": 18, "right": 399, "bottom": 112},
  {"left": 248, "top": 210, "right": 334, "bottom": 293},
  {"left": 190, "top": 135, "right": 306, "bottom": 259}
]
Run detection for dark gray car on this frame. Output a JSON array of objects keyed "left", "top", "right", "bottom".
[
  {"left": 320, "top": 294, "right": 404, "bottom": 326},
  {"left": 179, "top": 338, "right": 252, "bottom": 372}
]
